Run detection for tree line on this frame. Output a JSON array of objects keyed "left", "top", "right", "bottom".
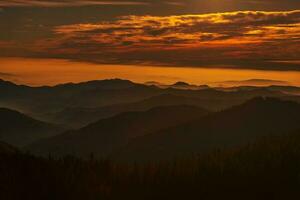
[{"left": 1, "top": 132, "right": 300, "bottom": 200}]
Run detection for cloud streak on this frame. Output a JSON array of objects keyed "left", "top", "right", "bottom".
[
  {"left": 0, "top": 0, "right": 149, "bottom": 7},
  {"left": 0, "top": 72, "right": 15, "bottom": 78}
]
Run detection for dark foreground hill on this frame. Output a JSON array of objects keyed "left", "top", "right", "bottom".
[
  {"left": 0, "top": 141, "right": 18, "bottom": 154},
  {"left": 0, "top": 108, "right": 62, "bottom": 147},
  {"left": 27, "top": 105, "right": 210, "bottom": 158},
  {"left": 113, "top": 97, "right": 300, "bottom": 161},
  {"left": 2, "top": 131, "right": 300, "bottom": 200}
]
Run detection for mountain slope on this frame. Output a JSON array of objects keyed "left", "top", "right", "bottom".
[
  {"left": 46, "top": 94, "right": 208, "bottom": 128},
  {"left": 0, "top": 108, "right": 62, "bottom": 147},
  {"left": 27, "top": 105, "right": 210, "bottom": 158},
  {"left": 44, "top": 86, "right": 289, "bottom": 128},
  {"left": 0, "top": 141, "right": 18, "bottom": 155},
  {"left": 114, "top": 97, "right": 300, "bottom": 161}
]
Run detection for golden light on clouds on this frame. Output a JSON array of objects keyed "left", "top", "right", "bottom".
[
  {"left": 53, "top": 10, "right": 300, "bottom": 50},
  {"left": 1, "top": 9, "right": 300, "bottom": 73},
  {"left": 8, "top": 9, "right": 294, "bottom": 71}
]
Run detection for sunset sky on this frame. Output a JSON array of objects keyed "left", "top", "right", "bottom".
[{"left": 1, "top": 0, "right": 300, "bottom": 86}]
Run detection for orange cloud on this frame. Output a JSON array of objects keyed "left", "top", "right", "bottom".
[
  {"left": 53, "top": 10, "right": 300, "bottom": 51},
  {"left": 2, "top": 10, "right": 300, "bottom": 71}
]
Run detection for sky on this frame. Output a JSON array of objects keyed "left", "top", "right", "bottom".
[{"left": 0, "top": 0, "right": 300, "bottom": 86}]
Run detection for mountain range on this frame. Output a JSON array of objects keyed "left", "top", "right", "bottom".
[
  {"left": 2, "top": 78, "right": 300, "bottom": 161},
  {"left": 2, "top": 78, "right": 299, "bottom": 128},
  {"left": 26, "top": 97, "right": 300, "bottom": 161},
  {"left": 46, "top": 94, "right": 210, "bottom": 128},
  {"left": 114, "top": 97, "right": 300, "bottom": 161},
  {"left": 27, "top": 105, "right": 210, "bottom": 158},
  {"left": 41, "top": 85, "right": 300, "bottom": 128}
]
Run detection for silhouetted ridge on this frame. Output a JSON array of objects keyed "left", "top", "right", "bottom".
[
  {"left": 113, "top": 97, "right": 300, "bottom": 161},
  {"left": 0, "top": 79, "right": 29, "bottom": 94},
  {"left": 0, "top": 108, "right": 62, "bottom": 147},
  {"left": 0, "top": 79, "right": 300, "bottom": 122},
  {"left": 46, "top": 93, "right": 205, "bottom": 128},
  {"left": 172, "top": 81, "right": 190, "bottom": 87},
  {"left": 227, "top": 97, "right": 300, "bottom": 115},
  {"left": 26, "top": 105, "right": 210, "bottom": 158},
  {"left": 0, "top": 141, "right": 17, "bottom": 154},
  {"left": 0, "top": 107, "right": 47, "bottom": 128},
  {"left": 137, "top": 93, "right": 198, "bottom": 105},
  {"left": 54, "top": 79, "right": 136, "bottom": 90},
  {"left": 0, "top": 79, "right": 16, "bottom": 86}
]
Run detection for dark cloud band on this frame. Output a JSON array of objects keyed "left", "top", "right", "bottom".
[{"left": 0, "top": 0, "right": 150, "bottom": 7}]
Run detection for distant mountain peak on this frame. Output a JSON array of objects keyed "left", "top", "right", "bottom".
[
  {"left": 57, "top": 78, "right": 134, "bottom": 86},
  {"left": 95, "top": 78, "right": 134, "bottom": 84},
  {"left": 53, "top": 78, "right": 137, "bottom": 91},
  {"left": 172, "top": 81, "right": 190, "bottom": 87}
]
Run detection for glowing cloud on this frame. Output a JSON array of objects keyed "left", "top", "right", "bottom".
[
  {"left": 52, "top": 10, "right": 300, "bottom": 50},
  {"left": 2, "top": 10, "right": 300, "bottom": 70}
]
